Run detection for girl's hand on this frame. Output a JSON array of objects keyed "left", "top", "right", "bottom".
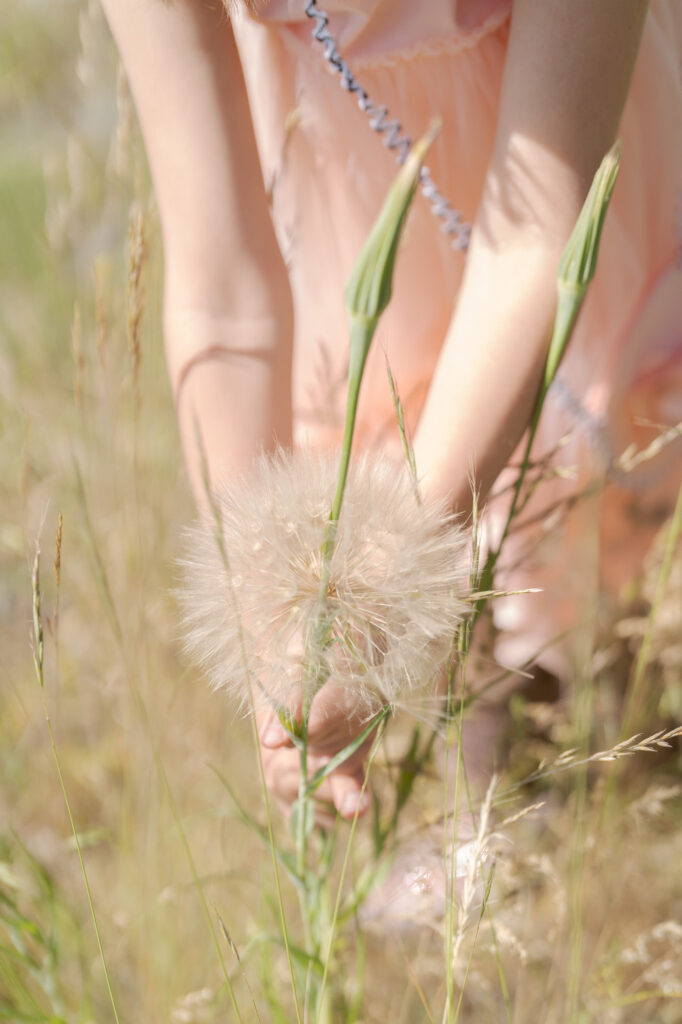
[{"left": 255, "top": 681, "right": 376, "bottom": 825}]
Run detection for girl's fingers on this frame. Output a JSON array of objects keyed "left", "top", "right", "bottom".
[
  {"left": 262, "top": 745, "right": 369, "bottom": 823},
  {"left": 255, "top": 688, "right": 303, "bottom": 749},
  {"left": 257, "top": 677, "right": 375, "bottom": 820},
  {"left": 257, "top": 633, "right": 307, "bottom": 748},
  {"left": 307, "top": 682, "right": 359, "bottom": 742},
  {"left": 282, "top": 764, "right": 367, "bottom": 821},
  {"left": 306, "top": 679, "right": 383, "bottom": 749},
  {"left": 258, "top": 709, "right": 291, "bottom": 749},
  {"left": 330, "top": 770, "right": 370, "bottom": 820},
  {"left": 257, "top": 673, "right": 380, "bottom": 753},
  {"left": 262, "top": 746, "right": 330, "bottom": 805}
]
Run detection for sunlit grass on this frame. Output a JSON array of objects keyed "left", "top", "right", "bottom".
[{"left": 1, "top": 4, "right": 681, "bottom": 1023}]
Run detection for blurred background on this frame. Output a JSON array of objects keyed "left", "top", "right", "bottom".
[{"left": 1, "top": 3, "right": 682, "bottom": 1022}]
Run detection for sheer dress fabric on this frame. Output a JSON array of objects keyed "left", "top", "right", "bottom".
[{"left": 230, "top": 0, "right": 682, "bottom": 674}]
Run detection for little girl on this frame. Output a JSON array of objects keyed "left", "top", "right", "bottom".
[{"left": 101, "top": 0, "right": 682, "bottom": 819}]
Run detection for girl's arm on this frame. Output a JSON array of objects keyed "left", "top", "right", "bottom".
[
  {"left": 101, "top": 0, "right": 367, "bottom": 818},
  {"left": 100, "top": 0, "right": 293, "bottom": 504},
  {"left": 413, "top": 0, "right": 649, "bottom": 513}
]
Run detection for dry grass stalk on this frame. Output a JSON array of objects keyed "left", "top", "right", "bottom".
[
  {"left": 614, "top": 419, "right": 682, "bottom": 475},
  {"left": 451, "top": 774, "right": 497, "bottom": 969},
  {"left": 71, "top": 301, "right": 84, "bottom": 408},
  {"left": 94, "top": 259, "right": 109, "bottom": 368},
  {"left": 76, "top": 0, "right": 103, "bottom": 88},
  {"left": 616, "top": 516, "right": 682, "bottom": 701},
  {"left": 507, "top": 725, "right": 682, "bottom": 790},
  {"left": 109, "top": 60, "right": 134, "bottom": 180},
  {"left": 53, "top": 512, "right": 63, "bottom": 589},
  {"left": 170, "top": 986, "right": 215, "bottom": 1024},
  {"left": 127, "top": 202, "right": 145, "bottom": 408},
  {"left": 30, "top": 540, "right": 122, "bottom": 1024},
  {"left": 52, "top": 512, "right": 63, "bottom": 642},
  {"left": 627, "top": 784, "right": 681, "bottom": 826},
  {"left": 619, "top": 920, "right": 682, "bottom": 996}
]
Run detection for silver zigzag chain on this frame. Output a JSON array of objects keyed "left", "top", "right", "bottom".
[
  {"left": 301, "top": 0, "right": 664, "bottom": 490},
  {"left": 302, "top": 0, "right": 471, "bottom": 250}
]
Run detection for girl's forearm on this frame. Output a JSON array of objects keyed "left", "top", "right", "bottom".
[
  {"left": 101, "top": 0, "right": 295, "bottom": 508},
  {"left": 418, "top": 0, "right": 649, "bottom": 517},
  {"left": 412, "top": 233, "right": 566, "bottom": 516},
  {"left": 166, "top": 302, "right": 293, "bottom": 509}
]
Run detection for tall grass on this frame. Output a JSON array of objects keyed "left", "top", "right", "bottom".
[{"left": 1, "top": 3, "right": 681, "bottom": 1022}]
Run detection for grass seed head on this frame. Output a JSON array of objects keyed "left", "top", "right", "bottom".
[{"left": 180, "top": 449, "right": 469, "bottom": 715}]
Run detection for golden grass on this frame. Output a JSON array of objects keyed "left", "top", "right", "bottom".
[{"left": 1, "top": 3, "right": 681, "bottom": 1022}]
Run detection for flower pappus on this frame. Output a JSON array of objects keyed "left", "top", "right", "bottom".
[{"left": 179, "top": 449, "right": 469, "bottom": 715}]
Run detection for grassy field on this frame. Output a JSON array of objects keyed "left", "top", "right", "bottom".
[{"left": 1, "top": 2, "right": 682, "bottom": 1022}]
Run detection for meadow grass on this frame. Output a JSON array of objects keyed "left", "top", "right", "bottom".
[{"left": 1, "top": 3, "right": 682, "bottom": 1022}]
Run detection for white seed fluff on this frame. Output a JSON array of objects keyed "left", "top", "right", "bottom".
[{"left": 179, "top": 449, "right": 469, "bottom": 714}]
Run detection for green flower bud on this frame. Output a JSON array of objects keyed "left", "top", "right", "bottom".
[
  {"left": 558, "top": 140, "right": 621, "bottom": 293},
  {"left": 344, "top": 122, "right": 439, "bottom": 378},
  {"left": 544, "top": 141, "right": 621, "bottom": 391}
]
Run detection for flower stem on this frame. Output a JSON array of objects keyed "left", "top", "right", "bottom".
[
  {"left": 294, "top": 129, "right": 434, "bottom": 970},
  {"left": 296, "top": 316, "right": 376, "bottom": 900},
  {"left": 473, "top": 143, "right": 621, "bottom": 622},
  {"left": 311, "top": 315, "right": 377, "bottom": 682},
  {"left": 32, "top": 546, "right": 122, "bottom": 1024}
]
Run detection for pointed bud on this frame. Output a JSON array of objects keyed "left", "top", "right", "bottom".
[
  {"left": 544, "top": 141, "right": 621, "bottom": 391},
  {"left": 344, "top": 121, "right": 439, "bottom": 339},
  {"left": 558, "top": 140, "right": 621, "bottom": 294}
]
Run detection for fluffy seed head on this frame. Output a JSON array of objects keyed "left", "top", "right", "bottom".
[{"left": 179, "top": 449, "right": 469, "bottom": 715}]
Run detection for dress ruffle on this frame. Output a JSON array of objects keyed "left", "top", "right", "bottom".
[
  {"left": 333, "top": 9, "right": 513, "bottom": 69},
  {"left": 237, "top": 0, "right": 512, "bottom": 65}
]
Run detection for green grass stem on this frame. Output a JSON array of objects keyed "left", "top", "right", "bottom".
[
  {"left": 31, "top": 544, "right": 121, "bottom": 1024},
  {"left": 316, "top": 718, "right": 388, "bottom": 1020},
  {"left": 194, "top": 419, "right": 303, "bottom": 1024},
  {"left": 474, "top": 143, "right": 621, "bottom": 623}
]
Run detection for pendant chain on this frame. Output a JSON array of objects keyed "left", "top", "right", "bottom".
[{"left": 300, "top": 0, "right": 654, "bottom": 490}]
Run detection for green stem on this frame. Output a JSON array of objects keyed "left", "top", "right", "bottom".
[
  {"left": 296, "top": 318, "right": 376, "bottom": 884},
  {"left": 316, "top": 718, "right": 388, "bottom": 1018},
  {"left": 296, "top": 737, "right": 309, "bottom": 880},
  {"left": 474, "top": 281, "right": 584, "bottom": 622},
  {"left": 32, "top": 549, "right": 122, "bottom": 1024},
  {"left": 472, "top": 142, "right": 621, "bottom": 621},
  {"left": 540, "top": 285, "right": 583, "bottom": 402},
  {"left": 317, "top": 316, "right": 376, "bottom": 604},
  {"left": 292, "top": 132, "right": 430, "bottom": 971}
]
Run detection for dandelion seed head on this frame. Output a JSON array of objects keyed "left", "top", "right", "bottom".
[{"left": 179, "top": 449, "right": 469, "bottom": 714}]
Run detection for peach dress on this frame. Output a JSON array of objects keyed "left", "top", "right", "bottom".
[{"left": 230, "top": 0, "right": 682, "bottom": 676}]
